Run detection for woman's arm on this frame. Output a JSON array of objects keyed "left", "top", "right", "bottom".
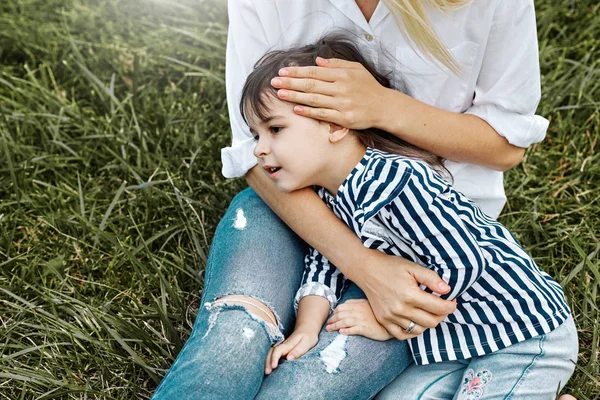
[
  {"left": 273, "top": 60, "right": 521, "bottom": 171},
  {"left": 246, "top": 166, "right": 457, "bottom": 339},
  {"left": 377, "top": 90, "right": 524, "bottom": 171}
]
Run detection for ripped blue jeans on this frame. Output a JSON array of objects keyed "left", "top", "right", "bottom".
[{"left": 152, "top": 187, "right": 413, "bottom": 399}]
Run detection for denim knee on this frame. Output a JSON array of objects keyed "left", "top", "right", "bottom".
[
  {"left": 230, "top": 187, "right": 266, "bottom": 210},
  {"left": 202, "top": 300, "right": 284, "bottom": 345},
  {"left": 227, "top": 187, "right": 277, "bottom": 229}
]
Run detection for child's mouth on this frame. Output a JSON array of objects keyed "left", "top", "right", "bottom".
[
  {"left": 263, "top": 165, "right": 282, "bottom": 179},
  {"left": 268, "top": 167, "right": 282, "bottom": 178}
]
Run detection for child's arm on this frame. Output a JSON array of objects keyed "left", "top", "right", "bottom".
[
  {"left": 294, "top": 246, "right": 347, "bottom": 315},
  {"left": 325, "top": 299, "right": 394, "bottom": 341},
  {"left": 266, "top": 246, "right": 349, "bottom": 375},
  {"left": 264, "top": 295, "right": 330, "bottom": 375}
]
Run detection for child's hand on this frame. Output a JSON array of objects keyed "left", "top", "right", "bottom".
[
  {"left": 326, "top": 299, "right": 394, "bottom": 341},
  {"left": 264, "top": 330, "right": 318, "bottom": 375}
]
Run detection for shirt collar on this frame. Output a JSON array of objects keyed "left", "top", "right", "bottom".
[
  {"left": 319, "top": 147, "right": 414, "bottom": 230},
  {"left": 327, "top": 0, "right": 390, "bottom": 33},
  {"left": 319, "top": 147, "right": 374, "bottom": 214}
]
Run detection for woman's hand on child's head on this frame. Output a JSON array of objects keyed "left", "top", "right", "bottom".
[
  {"left": 326, "top": 299, "right": 394, "bottom": 341},
  {"left": 264, "top": 330, "right": 319, "bottom": 375},
  {"left": 271, "top": 57, "right": 389, "bottom": 130}
]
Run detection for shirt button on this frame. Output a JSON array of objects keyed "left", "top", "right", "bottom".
[{"left": 364, "top": 33, "right": 373, "bottom": 41}]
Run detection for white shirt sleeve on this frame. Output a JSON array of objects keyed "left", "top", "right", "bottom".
[
  {"left": 220, "top": 0, "right": 270, "bottom": 178},
  {"left": 464, "top": 0, "right": 549, "bottom": 148}
]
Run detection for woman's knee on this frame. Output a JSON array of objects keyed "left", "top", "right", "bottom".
[
  {"left": 226, "top": 187, "right": 274, "bottom": 230},
  {"left": 206, "top": 294, "right": 285, "bottom": 345},
  {"left": 225, "top": 188, "right": 305, "bottom": 248},
  {"left": 202, "top": 187, "right": 307, "bottom": 326},
  {"left": 214, "top": 295, "right": 277, "bottom": 325}
]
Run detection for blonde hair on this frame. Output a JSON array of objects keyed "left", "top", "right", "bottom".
[{"left": 382, "top": 0, "right": 472, "bottom": 75}]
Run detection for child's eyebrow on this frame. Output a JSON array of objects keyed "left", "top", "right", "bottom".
[
  {"left": 260, "top": 115, "right": 285, "bottom": 124},
  {"left": 247, "top": 115, "right": 286, "bottom": 134}
]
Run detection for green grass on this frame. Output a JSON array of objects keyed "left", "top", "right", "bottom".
[{"left": 0, "top": 0, "right": 598, "bottom": 398}]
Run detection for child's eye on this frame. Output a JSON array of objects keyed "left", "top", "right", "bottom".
[
  {"left": 252, "top": 134, "right": 259, "bottom": 141},
  {"left": 269, "top": 126, "right": 282, "bottom": 134}
]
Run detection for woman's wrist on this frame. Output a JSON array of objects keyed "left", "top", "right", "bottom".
[
  {"left": 344, "top": 248, "right": 385, "bottom": 294},
  {"left": 373, "top": 87, "right": 409, "bottom": 134},
  {"left": 325, "top": 234, "right": 372, "bottom": 286}
]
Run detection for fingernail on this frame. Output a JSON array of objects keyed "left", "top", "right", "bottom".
[
  {"left": 317, "top": 57, "right": 328, "bottom": 65},
  {"left": 438, "top": 282, "right": 450, "bottom": 292},
  {"left": 279, "top": 68, "right": 289, "bottom": 76},
  {"left": 278, "top": 89, "right": 288, "bottom": 99},
  {"left": 294, "top": 106, "right": 304, "bottom": 113},
  {"left": 288, "top": 355, "right": 295, "bottom": 360},
  {"left": 271, "top": 77, "right": 281, "bottom": 87}
]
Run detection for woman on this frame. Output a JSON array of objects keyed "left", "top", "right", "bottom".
[{"left": 153, "top": 0, "right": 556, "bottom": 398}]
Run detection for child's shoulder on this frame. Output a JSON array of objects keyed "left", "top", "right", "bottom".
[
  {"left": 355, "top": 149, "right": 445, "bottom": 222},
  {"left": 366, "top": 148, "right": 453, "bottom": 201},
  {"left": 368, "top": 148, "right": 437, "bottom": 178}
]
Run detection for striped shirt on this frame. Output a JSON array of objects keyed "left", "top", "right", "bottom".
[{"left": 293, "top": 148, "right": 571, "bottom": 365}]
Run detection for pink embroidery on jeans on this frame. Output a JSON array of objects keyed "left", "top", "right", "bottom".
[{"left": 458, "top": 369, "right": 493, "bottom": 400}]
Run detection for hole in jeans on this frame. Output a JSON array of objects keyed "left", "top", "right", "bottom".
[
  {"left": 319, "top": 334, "right": 349, "bottom": 374},
  {"left": 204, "top": 296, "right": 285, "bottom": 345}
]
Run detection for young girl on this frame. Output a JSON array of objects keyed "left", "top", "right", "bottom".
[{"left": 241, "top": 34, "right": 578, "bottom": 398}]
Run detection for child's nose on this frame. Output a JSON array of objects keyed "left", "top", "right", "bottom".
[{"left": 253, "top": 138, "right": 270, "bottom": 158}]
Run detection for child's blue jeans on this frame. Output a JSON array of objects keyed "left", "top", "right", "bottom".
[
  {"left": 375, "top": 315, "right": 578, "bottom": 399},
  {"left": 151, "top": 187, "right": 413, "bottom": 399}
]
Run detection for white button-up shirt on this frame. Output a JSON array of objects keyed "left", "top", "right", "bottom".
[{"left": 222, "top": 0, "right": 549, "bottom": 218}]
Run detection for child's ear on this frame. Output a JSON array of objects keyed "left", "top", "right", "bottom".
[{"left": 328, "top": 123, "right": 350, "bottom": 143}]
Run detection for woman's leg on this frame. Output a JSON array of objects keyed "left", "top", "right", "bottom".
[
  {"left": 374, "top": 315, "right": 579, "bottom": 399},
  {"left": 152, "top": 187, "right": 307, "bottom": 400},
  {"left": 255, "top": 283, "right": 414, "bottom": 400}
]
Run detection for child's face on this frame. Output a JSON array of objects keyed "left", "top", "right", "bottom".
[{"left": 249, "top": 95, "right": 333, "bottom": 192}]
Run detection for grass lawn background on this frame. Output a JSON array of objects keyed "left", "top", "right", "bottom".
[{"left": 0, "top": 0, "right": 598, "bottom": 398}]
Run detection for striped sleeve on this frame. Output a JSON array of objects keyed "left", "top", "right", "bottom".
[
  {"left": 293, "top": 247, "right": 347, "bottom": 316},
  {"left": 383, "top": 169, "right": 488, "bottom": 300}
]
